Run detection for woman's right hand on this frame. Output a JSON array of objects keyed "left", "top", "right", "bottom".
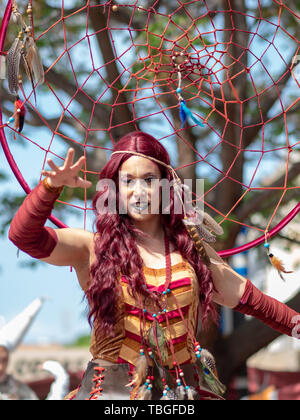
[{"left": 41, "top": 148, "right": 92, "bottom": 189}]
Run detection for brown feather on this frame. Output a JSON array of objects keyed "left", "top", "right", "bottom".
[
  {"left": 269, "top": 254, "right": 293, "bottom": 281},
  {"left": 20, "top": 46, "right": 36, "bottom": 104},
  {"left": 24, "top": 34, "right": 45, "bottom": 86},
  {"left": 7, "top": 35, "right": 22, "bottom": 94}
]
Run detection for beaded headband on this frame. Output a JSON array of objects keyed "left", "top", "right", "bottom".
[{"left": 110, "top": 150, "right": 181, "bottom": 184}]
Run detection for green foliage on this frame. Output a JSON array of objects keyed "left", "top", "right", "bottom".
[{"left": 66, "top": 334, "right": 91, "bottom": 348}]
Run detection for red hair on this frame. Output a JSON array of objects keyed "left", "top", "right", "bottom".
[{"left": 86, "top": 131, "right": 216, "bottom": 336}]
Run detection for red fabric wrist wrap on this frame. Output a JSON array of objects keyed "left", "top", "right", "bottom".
[
  {"left": 233, "top": 279, "right": 300, "bottom": 338},
  {"left": 8, "top": 182, "right": 60, "bottom": 259}
]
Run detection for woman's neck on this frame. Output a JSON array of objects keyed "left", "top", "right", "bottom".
[{"left": 133, "top": 217, "right": 165, "bottom": 244}]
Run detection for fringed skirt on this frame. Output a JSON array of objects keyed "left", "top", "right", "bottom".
[{"left": 65, "top": 360, "right": 224, "bottom": 400}]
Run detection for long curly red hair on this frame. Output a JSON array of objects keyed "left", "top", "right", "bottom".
[{"left": 86, "top": 131, "right": 216, "bottom": 336}]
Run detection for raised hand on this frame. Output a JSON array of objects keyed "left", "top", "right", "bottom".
[{"left": 41, "top": 148, "right": 92, "bottom": 189}]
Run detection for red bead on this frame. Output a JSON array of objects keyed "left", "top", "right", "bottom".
[
  {"left": 173, "top": 361, "right": 177, "bottom": 366},
  {"left": 151, "top": 376, "right": 154, "bottom": 381},
  {"left": 162, "top": 378, "right": 166, "bottom": 383}
]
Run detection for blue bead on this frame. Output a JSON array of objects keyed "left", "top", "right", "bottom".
[
  {"left": 162, "top": 291, "right": 166, "bottom": 295},
  {"left": 8, "top": 117, "right": 15, "bottom": 123},
  {"left": 196, "top": 353, "right": 201, "bottom": 358},
  {"left": 185, "top": 385, "right": 189, "bottom": 390},
  {"left": 177, "top": 88, "right": 182, "bottom": 94},
  {"left": 153, "top": 313, "right": 157, "bottom": 318},
  {"left": 143, "top": 309, "right": 146, "bottom": 313},
  {"left": 167, "top": 288, "right": 171, "bottom": 293},
  {"left": 264, "top": 243, "right": 270, "bottom": 248},
  {"left": 163, "top": 309, "right": 167, "bottom": 313}
]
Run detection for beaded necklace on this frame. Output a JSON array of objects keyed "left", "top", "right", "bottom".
[{"left": 129, "top": 231, "right": 226, "bottom": 400}]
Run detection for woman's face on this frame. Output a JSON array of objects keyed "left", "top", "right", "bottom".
[
  {"left": 0, "top": 346, "right": 9, "bottom": 382},
  {"left": 118, "top": 156, "right": 162, "bottom": 221}
]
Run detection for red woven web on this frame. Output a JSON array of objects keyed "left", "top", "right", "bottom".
[{"left": 0, "top": 0, "right": 299, "bottom": 253}]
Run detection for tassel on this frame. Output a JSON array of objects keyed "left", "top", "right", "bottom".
[
  {"left": 198, "top": 349, "right": 226, "bottom": 396},
  {"left": 179, "top": 100, "right": 204, "bottom": 128},
  {"left": 268, "top": 253, "right": 293, "bottom": 282},
  {"left": 7, "top": 33, "right": 23, "bottom": 95}
]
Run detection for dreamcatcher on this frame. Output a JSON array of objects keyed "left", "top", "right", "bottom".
[
  {"left": 0, "top": 0, "right": 299, "bottom": 400},
  {"left": 1, "top": 0, "right": 299, "bottom": 274}
]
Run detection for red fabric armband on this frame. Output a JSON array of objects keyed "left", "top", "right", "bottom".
[
  {"left": 233, "top": 279, "right": 300, "bottom": 338},
  {"left": 8, "top": 182, "right": 60, "bottom": 259}
]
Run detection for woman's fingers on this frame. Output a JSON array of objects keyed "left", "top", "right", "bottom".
[
  {"left": 41, "top": 170, "right": 57, "bottom": 178},
  {"left": 76, "top": 177, "right": 92, "bottom": 189},
  {"left": 71, "top": 155, "right": 86, "bottom": 172},
  {"left": 63, "top": 148, "right": 75, "bottom": 169},
  {"left": 47, "top": 159, "right": 60, "bottom": 172}
]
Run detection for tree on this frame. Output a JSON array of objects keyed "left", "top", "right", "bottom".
[{"left": 0, "top": 0, "right": 299, "bottom": 388}]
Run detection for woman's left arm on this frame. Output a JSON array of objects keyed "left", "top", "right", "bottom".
[
  {"left": 202, "top": 242, "right": 247, "bottom": 308},
  {"left": 203, "top": 242, "right": 300, "bottom": 338}
]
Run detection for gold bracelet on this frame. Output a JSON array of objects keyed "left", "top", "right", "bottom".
[{"left": 42, "top": 177, "right": 64, "bottom": 194}]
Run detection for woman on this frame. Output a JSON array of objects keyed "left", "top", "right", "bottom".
[{"left": 8, "top": 131, "right": 300, "bottom": 400}]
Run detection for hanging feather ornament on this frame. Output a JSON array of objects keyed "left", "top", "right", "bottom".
[
  {"left": 174, "top": 63, "right": 204, "bottom": 129},
  {"left": 13, "top": 96, "right": 26, "bottom": 139},
  {"left": 7, "top": 1, "right": 44, "bottom": 102},
  {"left": 178, "top": 97, "right": 204, "bottom": 128},
  {"left": 23, "top": 26, "right": 45, "bottom": 88},
  {"left": 172, "top": 177, "right": 223, "bottom": 266},
  {"left": 264, "top": 240, "right": 293, "bottom": 282},
  {"left": 7, "top": 32, "right": 23, "bottom": 95},
  {"left": 147, "top": 320, "right": 169, "bottom": 364},
  {"left": 126, "top": 349, "right": 148, "bottom": 389},
  {"left": 196, "top": 349, "right": 226, "bottom": 397}
]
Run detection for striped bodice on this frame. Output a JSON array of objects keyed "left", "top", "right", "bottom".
[{"left": 90, "top": 258, "right": 200, "bottom": 368}]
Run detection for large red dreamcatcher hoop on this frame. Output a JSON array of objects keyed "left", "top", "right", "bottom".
[{"left": 0, "top": 0, "right": 299, "bottom": 260}]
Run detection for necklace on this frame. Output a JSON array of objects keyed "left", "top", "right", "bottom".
[{"left": 141, "top": 232, "right": 172, "bottom": 320}]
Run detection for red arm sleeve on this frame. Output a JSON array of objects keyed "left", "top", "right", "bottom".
[
  {"left": 8, "top": 182, "right": 61, "bottom": 259},
  {"left": 233, "top": 279, "right": 300, "bottom": 338}
]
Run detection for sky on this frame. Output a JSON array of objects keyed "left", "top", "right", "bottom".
[{"left": 0, "top": 1, "right": 299, "bottom": 347}]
